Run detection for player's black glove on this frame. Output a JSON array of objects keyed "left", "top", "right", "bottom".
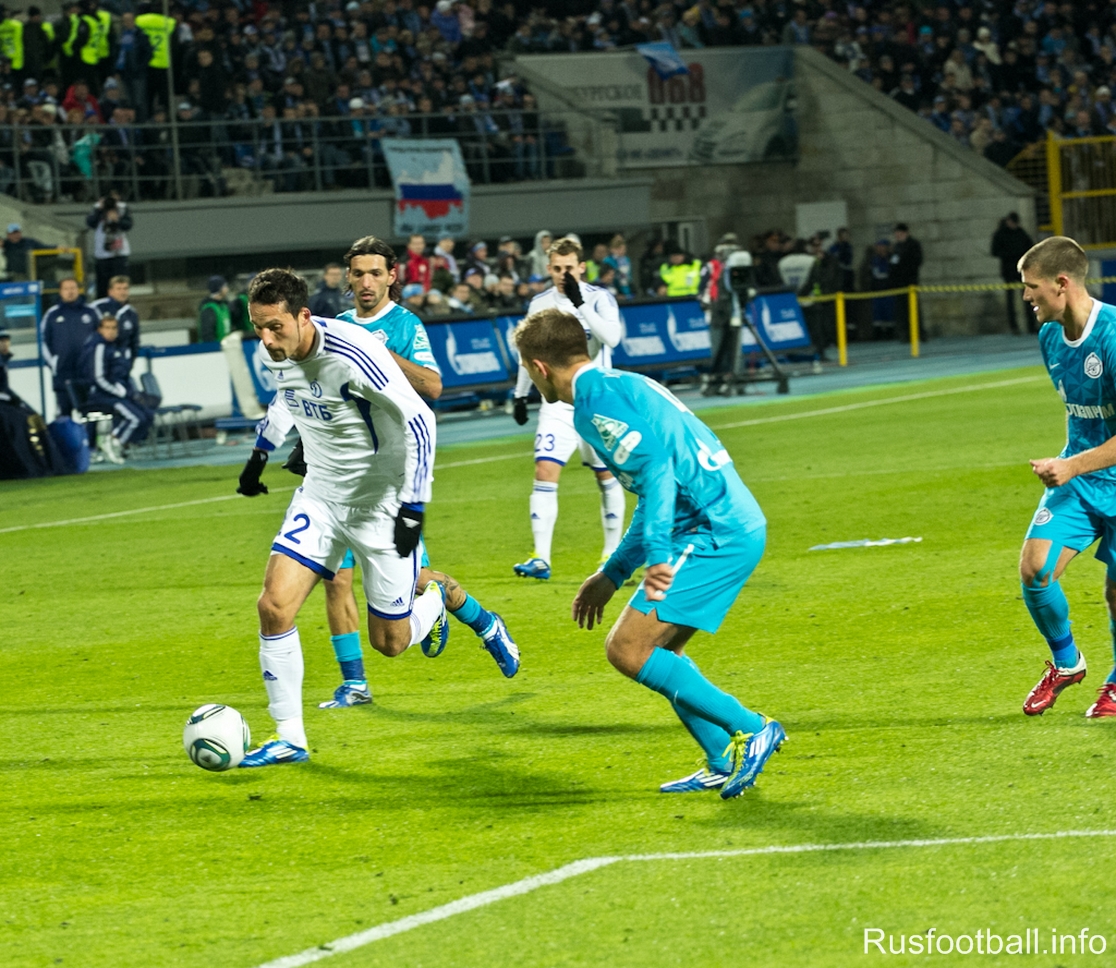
[
  {"left": 282, "top": 437, "right": 307, "bottom": 477},
  {"left": 237, "top": 449, "right": 269, "bottom": 496},
  {"left": 562, "top": 270, "right": 584, "bottom": 308},
  {"left": 394, "top": 502, "right": 424, "bottom": 557},
  {"left": 513, "top": 396, "right": 529, "bottom": 425}
]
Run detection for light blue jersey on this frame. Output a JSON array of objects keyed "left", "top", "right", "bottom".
[
  {"left": 574, "top": 365, "right": 765, "bottom": 632},
  {"left": 1038, "top": 300, "right": 1116, "bottom": 483},
  {"left": 337, "top": 301, "right": 441, "bottom": 375},
  {"left": 1028, "top": 300, "right": 1116, "bottom": 569}
]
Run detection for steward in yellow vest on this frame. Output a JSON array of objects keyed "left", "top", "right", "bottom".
[
  {"left": 58, "top": 2, "right": 84, "bottom": 89},
  {"left": 79, "top": 1, "right": 111, "bottom": 84},
  {"left": 659, "top": 249, "right": 702, "bottom": 297},
  {"left": 0, "top": 13, "right": 24, "bottom": 74}
]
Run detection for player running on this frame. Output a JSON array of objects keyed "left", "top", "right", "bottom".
[
  {"left": 237, "top": 268, "right": 444, "bottom": 767},
  {"left": 1018, "top": 236, "right": 1116, "bottom": 718},
  {"left": 513, "top": 308, "right": 784, "bottom": 797},
  {"left": 510, "top": 236, "right": 626, "bottom": 580},
  {"left": 240, "top": 238, "right": 519, "bottom": 711}
]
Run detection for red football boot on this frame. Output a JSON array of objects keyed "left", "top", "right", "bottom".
[
  {"left": 1086, "top": 682, "right": 1116, "bottom": 718},
  {"left": 1023, "top": 658, "right": 1087, "bottom": 716}
]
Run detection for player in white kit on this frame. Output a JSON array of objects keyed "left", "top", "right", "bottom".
[
  {"left": 511, "top": 237, "right": 626, "bottom": 579},
  {"left": 237, "top": 269, "right": 444, "bottom": 767}
]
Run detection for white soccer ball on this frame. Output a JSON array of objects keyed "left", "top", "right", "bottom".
[{"left": 183, "top": 704, "right": 251, "bottom": 772}]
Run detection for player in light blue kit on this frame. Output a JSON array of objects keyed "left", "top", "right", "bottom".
[
  {"left": 512, "top": 307, "right": 785, "bottom": 797},
  {"left": 1019, "top": 236, "right": 1116, "bottom": 719},
  {"left": 243, "top": 236, "right": 519, "bottom": 707}
]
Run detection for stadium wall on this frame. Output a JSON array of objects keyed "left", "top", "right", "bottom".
[
  {"left": 41, "top": 178, "right": 652, "bottom": 261},
  {"left": 647, "top": 47, "right": 1036, "bottom": 336}
]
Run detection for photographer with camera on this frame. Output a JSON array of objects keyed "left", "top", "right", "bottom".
[{"left": 85, "top": 193, "right": 133, "bottom": 298}]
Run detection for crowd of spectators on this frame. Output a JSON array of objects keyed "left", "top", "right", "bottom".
[{"left": 0, "top": 0, "right": 555, "bottom": 202}]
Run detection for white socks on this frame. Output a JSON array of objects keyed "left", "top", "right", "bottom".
[
  {"left": 599, "top": 476, "right": 625, "bottom": 557},
  {"left": 408, "top": 587, "right": 444, "bottom": 646},
  {"left": 258, "top": 627, "right": 307, "bottom": 750},
  {"left": 530, "top": 480, "right": 559, "bottom": 564}
]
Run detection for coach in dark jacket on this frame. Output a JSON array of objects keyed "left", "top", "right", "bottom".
[
  {"left": 889, "top": 222, "right": 924, "bottom": 342},
  {"left": 41, "top": 277, "right": 97, "bottom": 414},
  {"left": 991, "top": 212, "right": 1035, "bottom": 334}
]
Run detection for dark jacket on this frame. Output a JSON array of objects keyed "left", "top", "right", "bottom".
[
  {"left": 888, "top": 236, "right": 923, "bottom": 287},
  {"left": 308, "top": 283, "right": 346, "bottom": 319},
  {"left": 991, "top": 221, "right": 1034, "bottom": 280},
  {"left": 3, "top": 236, "right": 47, "bottom": 278},
  {"left": 80, "top": 330, "right": 131, "bottom": 402},
  {"left": 91, "top": 295, "right": 140, "bottom": 368},
  {"left": 41, "top": 297, "right": 97, "bottom": 389}
]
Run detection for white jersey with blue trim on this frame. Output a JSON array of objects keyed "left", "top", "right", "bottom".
[
  {"left": 514, "top": 280, "right": 623, "bottom": 398},
  {"left": 254, "top": 316, "right": 435, "bottom": 509}
]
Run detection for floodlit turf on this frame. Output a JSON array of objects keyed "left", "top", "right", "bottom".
[{"left": 4, "top": 366, "right": 1116, "bottom": 968}]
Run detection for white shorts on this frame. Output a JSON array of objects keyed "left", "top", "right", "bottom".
[
  {"left": 534, "top": 400, "right": 606, "bottom": 470},
  {"left": 271, "top": 486, "right": 420, "bottom": 620}
]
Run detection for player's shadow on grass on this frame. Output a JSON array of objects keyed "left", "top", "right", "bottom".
[{"left": 704, "top": 797, "right": 941, "bottom": 844}]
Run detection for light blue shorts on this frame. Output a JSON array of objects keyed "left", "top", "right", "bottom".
[
  {"left": 628, "top": 526, "right": 766, "bottom": 634},
  {"left": 1025, "top": 477, "right": 1116, "bottom": 571},
  {"left": 338, "top": 542, "right": 430, "bottom": 572}
]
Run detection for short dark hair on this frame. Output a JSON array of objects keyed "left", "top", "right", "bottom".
[
  {"left": 248, "top": 267, "right": 309, "bottom": 316},
  {"left": 344, "top": 235, "right": 398, "bottom": 271},
  {"left": 548, "top": 236, "right": 584, "bottom": 262},
  {"left": 513, "top": 308, "right": 590, "bottom": 369},
  {"left": 109, "top": 274, "right": 130, "bottom": 287},
  {"left": 323, "top": 262, "right": 343, "bottom": 272},
  {"left": 1018, "top": 236, "right": 1089, "bottom": 282}
]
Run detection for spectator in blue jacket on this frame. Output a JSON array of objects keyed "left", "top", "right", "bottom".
[
  {"left": 41, "top": 277, "right": 97, "bottom": 415},
  {"left": 3, "top": 223, "right": 49, "bottom": 280},
  {"left": 80, "top": 314, "right": 152, "bottom": 462},
  {"left": 91, "top": 275, "right": 140, "bottom": 374}
]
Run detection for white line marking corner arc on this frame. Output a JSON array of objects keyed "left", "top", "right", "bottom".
[{"left": 252, "top": 828, "right": 1116, "bottom": 968}]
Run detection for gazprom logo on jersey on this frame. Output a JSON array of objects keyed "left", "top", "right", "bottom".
[{"left": 1065, "top": 401, "right": 1116, "bottom": 419}]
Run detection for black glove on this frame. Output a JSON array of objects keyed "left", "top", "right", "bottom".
[
  {"left": 562, "top": 270, "right": 584, "bottom": 308},
  {"left": 282, "top": 437, "right": 307, "bottom": 477},
  {"left": 394, "top": 502, "right": 424, "bottom": 557},
  {"left": 513, "top": 396, "right": 528, "bottom": 425},
  {"left": 237, "top": 449, "right": 269, "bottom": 496}
]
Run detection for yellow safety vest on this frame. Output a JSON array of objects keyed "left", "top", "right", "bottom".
[
  {"left": 60, "top": 14, "right": 80, "bottom": 57},
  {"left": 80, "top": 11, "right": 111, "bottom": 66},
  {"left": 660, "top": 260, "right": 702, "bottom": 297},
  {"left": 0, "top": 18, "right": 24, "bottom": 71},
  {"left": 135, "top": 13, "right": 174, "bottom": 69}
]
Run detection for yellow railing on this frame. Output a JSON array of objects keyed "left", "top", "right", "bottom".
[
  {"left": 29, "top": 247, "right": 85, "bottom": 299},
  {"left": 804, "top": 276, "right": 1116, "bottom": 366},
  {"left": 1006, "top": 140, "right": 1052, "bottom": 232},
  {"left": 1041, "top": 131, "right": 1116, "bottom": 247}
]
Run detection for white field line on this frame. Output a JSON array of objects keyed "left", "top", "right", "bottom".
[
  {"left": 708, "top": 375, "right": 1044, "bottom": 431},
  {"left": 0, "top": 376, "right": 1042, "bottom": 536},
  {"left": 254, "top": 829, "right": 1116, "bottom": 968}
]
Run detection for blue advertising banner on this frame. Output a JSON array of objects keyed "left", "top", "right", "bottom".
[
  {"left": 742, "top": 292, "right": 812, "bottom": 351},
  {"left": 425, "top": 320, "right": 510, "bottom": 389},
  {"left": 382, "top": 140, "right": 470, "bottom": 239},
  {"left": 243, "top": 337, "right": 277, "bottom": 405},
  {"left": 613, "top": 300, "right": 710, "bottom": 367}
]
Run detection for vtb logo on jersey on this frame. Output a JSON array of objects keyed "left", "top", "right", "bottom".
[{"left": 1085, "top": 352, "right": 1103, "bottom": 379}]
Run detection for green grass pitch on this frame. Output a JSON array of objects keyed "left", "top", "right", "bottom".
[{"left": 3, "top": 366, "right": 1116, "bottom": 967}]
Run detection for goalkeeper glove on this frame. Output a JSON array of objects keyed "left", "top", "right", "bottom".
[
  {"left": 282, "top": 437, "right": 307, "bottom": 477},
  {"left": 394, "top": 502, "right": 424, "bottom": 557},
  {"left": 562, "top": 270, "right": 584, "bottom": 307},
  {"left": 513, "top": 396, "right": 528, "bottom": 425},
  {"left": 237, "top": 449, "right": 269, "bottom": 496}
]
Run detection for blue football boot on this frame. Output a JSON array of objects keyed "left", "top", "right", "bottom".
[
  {"left": 720, "top": 718, "right": 786, "bottom": 799},
  {"left": 660, "top": 763, "right": 731, "bottom": 793},
  {"left": 239, "top": 736, "right": 309, "bottom": 768},
  {"left": 420, "top": 580, "right": 450, "bottom": 657},
  {"left": 513, "top": 556, "right": 551, "bottom": 580},
  {"left": 318, "top": 680, "right": 372, "bottom": 709},
  {"left": 480, "top": 613, "right": 520, "bottom": 678}
]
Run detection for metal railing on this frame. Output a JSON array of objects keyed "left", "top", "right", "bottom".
[{"left": 0, "top": 109, "right": 589, "bottom": 203}]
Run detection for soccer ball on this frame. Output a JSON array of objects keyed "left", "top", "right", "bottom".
[{"left": 183, "top": 704, "right": 251, "bottom": 772}]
